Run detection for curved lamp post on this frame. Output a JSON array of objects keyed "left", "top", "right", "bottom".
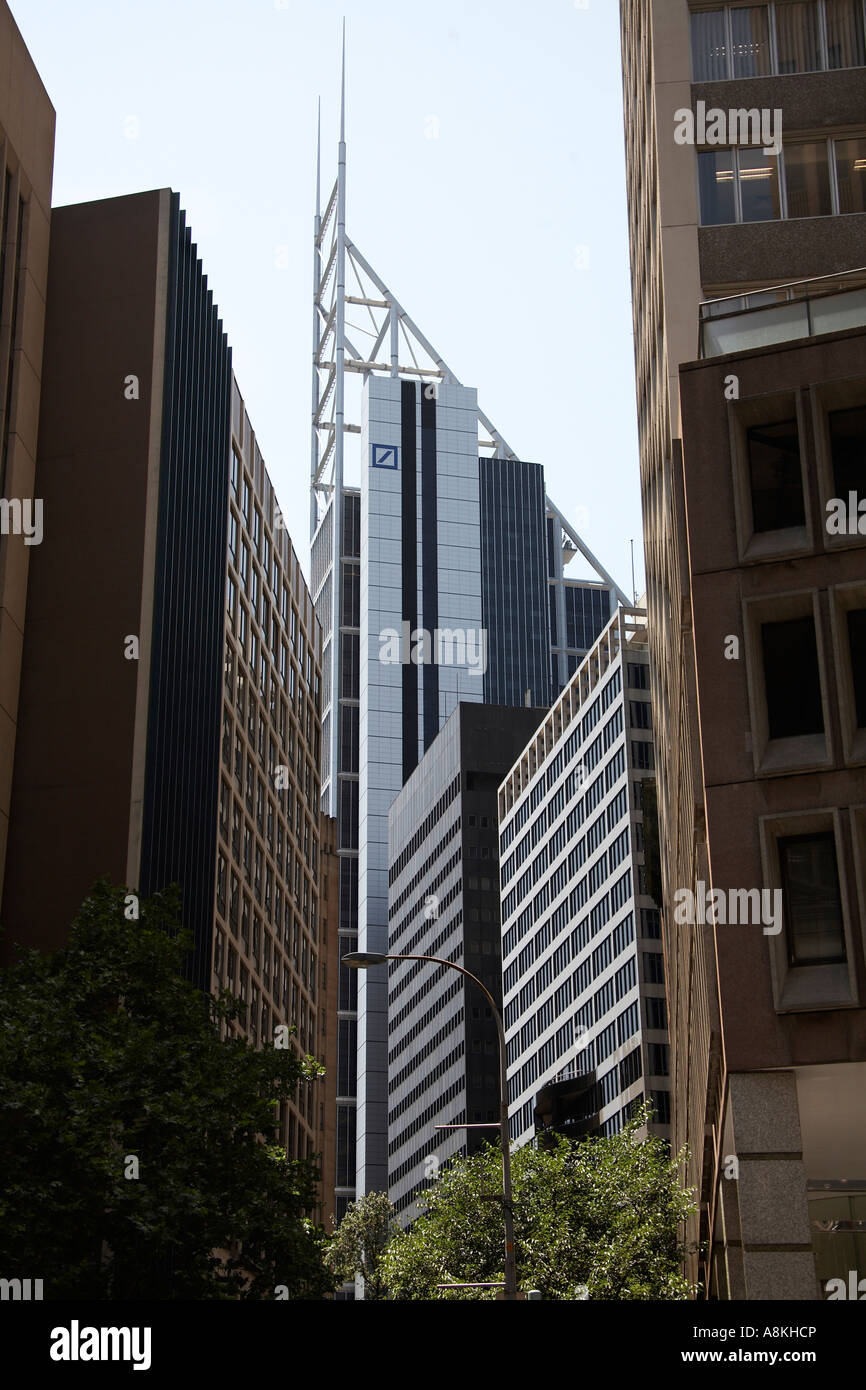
[{"left": 342, "top": 950, "right": 517, "bottom": 1301}]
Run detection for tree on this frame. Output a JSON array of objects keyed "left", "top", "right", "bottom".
[
  {"left": 0, "top": 879, "right": 337, "bottom": 1300},
  {"left": 325, "top": 1191, "right": 400, "bottom": 1300},
  {"left": 382, "top": 1104, "right": 697, "bottom": 1300}
]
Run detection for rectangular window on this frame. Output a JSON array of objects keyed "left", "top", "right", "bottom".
[
  {"left": 746, "top": 418, "right": 805, "bottom": 531},
  {"left": 847, "top": 609, "right": 866, "bottom": 726},
  {"left": 784, "top": 141, "right": 832, "bottom": 218},
  {"left": 730, "top": 4, "right": 772, "bottom": 76},
  {"left": 779, "top": 832, "right": 846, "bottom": 965},
  {"left": 826, "top": 0, "right": 866, "bottom": 66},
  {"left": 692, "top": 2, "right": 866, "bottom": 80},
  {"left": 630, "top": 700, "right": 651, "bottom": 730},
  {"left": 691, "top": 7, "right": 729, "bottom": 80},
  {"left": 828, "top": 404, "right": 866, "bottom": 495},
  {"left": 775, "top": 1, "right": 822, "bottom": 73},
  {"left": 760, "top": 616, "right": 824, "bottom": 738},
  {"left": 739, "top": 146, "right": 782, "bottom": 222},
  {"left": 834, "top": 136, "right": 866, "bottom": 213},
  {"left": 698, "top": 149, "right": 736, "bottom": 225}
]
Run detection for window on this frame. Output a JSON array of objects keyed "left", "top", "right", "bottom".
[
  {"left": 746, "top": 419, "right": 805, "bottom": 532},
  {"left": 784, "top": 142, "right": 832, "bottom": 218},
  {"left": 698, "top": 148, "right": 736, "bottom": 225},
  {"left": 691, "top": 2, "right": 866, "bottom": 79},
  {"left": 631, "top": 741, "right": 653, "bottom": 770},
  {"left": 646, "top": 996, "right": 667, "bottom": 1030},
  {"left": 627, "top": 662, "right": 648, "bottom": 690},
  {"left": 739, "top": 146, "right": 782, "bottom": 221},
  {"left": 651, "top": 1090, "right": 670, "bottom": 1125},
  {"left": 835, "top": 136, "right": 866, "bottom": 212},
  {"left": 643, "top": 952, "right": 664, "bottom": 985},
  {"left": 827, "top": 0, "right": 866, "bottom": 67},
  {"left": 779, "top": 832, "right": 846, "bottom": 965},
  {"left": 776, "top": 1, "right": 822, "bottom": 72},
  {"left": 846, "top": 609, "right": 866, "bottom": 726},
  {"left": 630, "top": 700, "right": 652, "bottom": 730},
  {"left": 761, "top": 617, "right": 824, "bottom": 739},
  {"left": 700, "top": 135, "right": 866, "bottom": 224},
  {"left": 828, "top": 404, "right": 866, "bottom": 496}
]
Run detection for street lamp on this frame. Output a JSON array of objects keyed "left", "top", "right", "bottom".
[{"left": 342, "top": 950, "right": 518, "bottom": 1301}]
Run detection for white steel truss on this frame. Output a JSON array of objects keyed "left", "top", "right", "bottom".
[{"left": 311, "top": 34, "right": 628, "bottom": 811}]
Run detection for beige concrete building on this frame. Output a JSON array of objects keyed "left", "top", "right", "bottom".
[
  {"left": 0, "top": 1, "right": 54, "bottom": 908},
  {"left": 619, "top": 0, "right": 866, "bottom": 1297}
]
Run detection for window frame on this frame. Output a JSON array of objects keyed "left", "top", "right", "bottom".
[
  {"left": 759, "top": 808, "right": 859, "bottom": 1010},
  {"left": 729, "top": 389, "right": 812, "bottom": 563},
  {"left": 690, "top": 2, "right": 866, "bottom": 82},
  {"left": 743, "top": 588, "right": 834, "bottom": 774}
]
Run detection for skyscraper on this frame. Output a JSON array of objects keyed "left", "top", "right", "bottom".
[
  {"left": 499, "top": 607, "right": 669, "bottom": 1150},
  {"left": 310, "top": 71, "right": 626, "bottom": 1215},
  {"left": 3, "top": 189, "right": 336, "bottom": 1203},
  {"left": 619, "top": 0, "right": 866, "bottom": 1296},
  {"left": 0, "top": 0, "right": 54, "bottom": 910},
  {"left": 387, "top": 700, "right": 546, "bottom": 1221}
]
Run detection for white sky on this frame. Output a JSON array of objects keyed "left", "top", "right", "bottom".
[{"left": 12, "top": 0, "right": 645, "bottom": 597}]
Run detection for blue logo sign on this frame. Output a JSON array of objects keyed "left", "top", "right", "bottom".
[{"left": 372, "top": 444, "right": 399, "bottom": 470}]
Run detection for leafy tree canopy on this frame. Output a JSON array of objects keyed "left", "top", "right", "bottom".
[
  {"left": 0, "top": 879, "right": 337, "bottom": 1300},
  {"left": 325, "top": 1190, "right": 400, "bottom": 1300},
  {"left": 381, "top": 1105, "right": 697, "bottom": 1300}
]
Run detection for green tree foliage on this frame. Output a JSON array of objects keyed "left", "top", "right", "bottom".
[
  {"left": 382, "top": 1105, "right": 697, "bottom": 1300},
  {"left": 325, "top": 1190, "right": 400, "bottom": 1299},
  {"left": 0, "top": 879, "right": 337, "bottom": 1300}
]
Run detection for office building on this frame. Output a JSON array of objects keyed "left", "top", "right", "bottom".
[
  {"left": 310, "top": 81, "right": 626, "bottom": 1217},
  {"left": 499, "top": 607, "right": 670, "bottom": 1149},
  {"left": 386, "top": 701, "right": 545, "bottom": 1221},
  {"left": 619, "top": 0, "right": 866, "bottom": 1296},
  {"left": 0, "top": 1, "right": 54, "bottom": 909},
  {"left": 2, "top": 189, "right": 336, "bottom": 1199}
]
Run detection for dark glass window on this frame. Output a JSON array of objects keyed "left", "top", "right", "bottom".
[
  {"left": 779, "top": 831, "right": 846, "bottom": 965},
  {"left": 847, "top": 609, "right": 866, "bottom": 727},
  {"left": 739, "top": 147, "right": 782, "bottom": 222},
  {"left": 784, "top": 142, "right": 832, "bottom": 218},
  {"left": 826, "top": 0, "right": 866, "bottom": 68},
  {"left": 828, "top": 405, "right": 866, "bottom": 496},
  {"left": 775, "top": 1, "right": 821, "bottom": 73},
  {"left": 747, "top": 418, "right": 805, "bottom": 531},
  {"left": 651, "top": 1090, "right": 670, "bottom": 1125},
  {"left": 761, "top": 616, "right": 823, "bottom": 738},
  {"left": 646, "top": 996, "right": 667, "bottom": 1029},
  {"left": 698, "top": 149, "right": 736, "bottom": 225}
]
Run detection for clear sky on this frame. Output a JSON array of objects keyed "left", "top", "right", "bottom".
[{"left": 11, "top": 0, "right": 644, "bottom": 597}]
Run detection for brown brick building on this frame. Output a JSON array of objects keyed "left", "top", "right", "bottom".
[
  {"left": 0, "top": 0, "right": 54, "bottom": 909},
  {"left": 2, "top": 188, "right": 337, "bottom": 1206}
]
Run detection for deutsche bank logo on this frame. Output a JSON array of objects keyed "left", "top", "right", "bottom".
[{"left": 372, "top": 444, "right": 399, "bottom": 470}]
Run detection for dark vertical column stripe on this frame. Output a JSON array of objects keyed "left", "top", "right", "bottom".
[
  {"left": 421, "top": 389, "right": 438, "bottom": 750},
  {"left": 401, "top": 381, "right": 418, "bottom": 783},
  {"left": 139, "top": 194, "right": 231, "bottom": 992}
]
